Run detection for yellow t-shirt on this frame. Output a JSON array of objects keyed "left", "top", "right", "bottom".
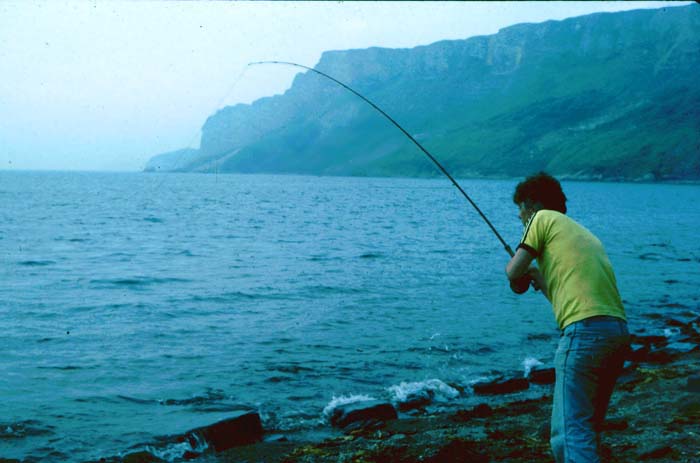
[{"left": 519, "top": 209, "right": 626, "bottom": 329}]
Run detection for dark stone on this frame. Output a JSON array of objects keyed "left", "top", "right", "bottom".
[
  {"left": 185, "top": 411, "right": 263, "bottom": 452},
  {"left": 505, "top": 397, "right": 550, "bottom": 416},
  {"left": 638, "top": 445, "right": 675, "bottom": 460},
  {"left": 618, "top": 368, "right": 645, "bottom": 391},
  {"left": 688, "top": 374, "right": 700, "bottom": 393},
  {"left": 666, "top": 318, "right": 688, "bottom": 327},
  {"left": 396, "top": 390, "right": 433, "bottom": 411},
  {"left": 121, "top": 452, "right": 165, "bottom": 463},
  {"left": 645, "top": 348, "right": 677, "bottom": 365},
  {"left": 601, "top": 418, "right": 629, "bottom": 432},
  {"left": 425, "top": 438, "right": 489, "bottom": 463},
  {"left": 473, "top": 377, "right": 529, "bottom": 395},
  {"left": 452, "top": 403, "right": 493, "bottom": 422},
  {"left": 329, "top": 400, "right": 397, "bottom": 429},
  {"left": 674, "top": 400, "right": 700, "bottom": 424},
  {"left": 470, "top": 403, "right": 494, "bottom": 418},
  {"left": 528, "top": 367, "right": 555, "bottom": 385},
  {"left": 629, "top": 344, "right": 677, "bottom": 365},
  {"left": 627, "top": 345, "right": 650, "bottom": 363},
  {"left": 630, "top": 335, "right": 668, "bottom": 348},
  {"left": 666, "top": 318, "right": 700, "bottom": 339}
]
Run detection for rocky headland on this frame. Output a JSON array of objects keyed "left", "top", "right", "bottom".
[{"left": 145, "top": 5, "right": 700, "bottom": 183}]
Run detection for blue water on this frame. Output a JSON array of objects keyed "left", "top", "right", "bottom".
[{"left": 1, "top": 171, "right": 699, "bottom": 462}]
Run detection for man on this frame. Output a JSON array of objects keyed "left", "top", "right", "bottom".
[{"left": 505, "top": 172, "right": 630, "bottom": 463}]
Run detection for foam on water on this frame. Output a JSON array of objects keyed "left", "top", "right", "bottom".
[
  {"left": 386, "top": 379, "right": 460, "bottom": 404},
  {"left": 321, "top": 394, "right": 377, "bottom": 422},
  {"left": 145, "top": 432, "right": 208, "bottom": 463},
  {"left": 522, "top": 357, "right": 545, "bottom": 378}
]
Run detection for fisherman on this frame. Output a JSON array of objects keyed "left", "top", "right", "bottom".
[{"left": 505, "top": 172, "right": 630, "bottom": 463}]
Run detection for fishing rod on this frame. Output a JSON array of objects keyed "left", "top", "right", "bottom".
[{"left": 249, "top": 60, "right": 515, "bottom": 257}]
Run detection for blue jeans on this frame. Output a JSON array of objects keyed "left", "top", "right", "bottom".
[{"left": 551, "top": 316, "right": 630, "bottom": 463}]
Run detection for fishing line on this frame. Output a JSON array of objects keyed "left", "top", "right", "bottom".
[
  {"left": 249, "top": 60, "right": 515, "bottom": 257},
  {"left": 164, "top": 64, "right": 252, "bottom": 175},
  {"left": 136, "top": 65, "right": 252, "bottom": 203}
]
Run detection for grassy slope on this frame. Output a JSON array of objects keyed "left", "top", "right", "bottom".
[{"left": 205, "top": 5, "right": 699, "bottom": 181}]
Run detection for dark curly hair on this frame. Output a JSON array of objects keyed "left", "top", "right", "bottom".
[{"left": 513, "top": 172, "right": 567, "bottom": 214}]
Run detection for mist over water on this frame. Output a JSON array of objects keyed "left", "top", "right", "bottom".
[{"left": 1, "top": 171, "right": 698, "bottom": 462}]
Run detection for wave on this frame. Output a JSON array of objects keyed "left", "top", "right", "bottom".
[
  {"left": 265, "top": 376, "right": 292, "bottom": 384},
  {"left": 158, "top": 391, "right": 228, "bottom": 407},
  {"left": 386, "top": 379, "right": 460, "bottom": 404},
  {"left": 527, "top": 333, "right": 555, "bottom": 341},
  {"left": 116, "top": 395, "right": 156, "bottom": 405},
  {"left": 36, "top": 365, "right": 86, "bottom": 371},
  {"left": 307, "top": 255, "right": 342, "bottom": 262},
  {"left": 302, "top": 285, "right": 364, "bottom": 295},
  {"left": 189, "top": 289, "right": 303, "bottom": 302},
  {"left": 0, "top": 420, "right": 54, "bottom": 439},
  {"left": 90, "top": 276, "right": 192, "bottom": 287},
  {"left": 359, "top": 252, "right": 384, "bottom": 259},
  {"left": 269, "top": 364, "right": 315, "bottom": 374},
  {"left": 322, "top": 379, "right": 461, "bottom": 423},
  {"left": 17, "top": 260, "right": 55, "bottom": 267}
]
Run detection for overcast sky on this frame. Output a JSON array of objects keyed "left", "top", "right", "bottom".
[{"left": 0, "top": 1, "right": 686, "bottom": 172}]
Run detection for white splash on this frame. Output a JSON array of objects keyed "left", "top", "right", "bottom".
[
  {"left": 387, "top": 379, "right": 459, "bottom": 404},
  {"left": 522, "top": 357, "right": 544, "bottom": 378},
  {"left": 145, "top": 432, "right": 208, "bottom": 463},
  {"left": 321, "top": 394, "right": 376, "bottom": 421}
]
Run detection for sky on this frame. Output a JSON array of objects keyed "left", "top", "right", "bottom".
[{"left": 0, "top": 1, "right": 687, "bottom": 172}]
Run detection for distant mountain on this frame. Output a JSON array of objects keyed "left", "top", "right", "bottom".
[
  {"left": 144, "top": 148, "right": 199, "bottom": 172},
  {"left": 146, "top": 5, "right": 700, "bottom": 182}
]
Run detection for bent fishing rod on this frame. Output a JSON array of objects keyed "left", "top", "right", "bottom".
[{"left": 249, "top": 60, "right": 515, "bottom": 257}]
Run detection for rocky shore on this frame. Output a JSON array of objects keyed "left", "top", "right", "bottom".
[
  {"left": 101, "top": 313, "right": 700, "bottom": 463},
  {"left": 215, "top": 354, "right": 700, "bottom": 463}
]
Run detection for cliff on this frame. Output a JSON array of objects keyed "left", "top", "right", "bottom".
[{"left": 146, "top": 5, "right": 700, "bottom": 181}]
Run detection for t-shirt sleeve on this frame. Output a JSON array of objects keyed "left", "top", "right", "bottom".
[{"left": 518, "top": 211, "right": 544, "bottom": 257}]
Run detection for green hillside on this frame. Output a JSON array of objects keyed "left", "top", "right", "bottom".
[{"left": 146, "top": 5, "right": 700, "bottom": 182}]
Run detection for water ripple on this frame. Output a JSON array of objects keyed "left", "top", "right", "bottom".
[{"left": 17, "top": 260, "right": 56, "bottom": 267}]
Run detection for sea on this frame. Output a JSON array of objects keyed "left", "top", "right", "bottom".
[{"left": 1, "top": 171, "right": 699, "bottom": 462}]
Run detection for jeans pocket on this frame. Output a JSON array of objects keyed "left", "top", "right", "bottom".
[{"left": 568, "top": 334, "right": 608, "bottom": 368}]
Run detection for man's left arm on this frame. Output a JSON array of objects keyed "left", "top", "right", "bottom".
[
  {"left": 506, "top": 247, "right": 535, "bottom": 280},
  {"left": 506, "top": 248, "right": 550, "bottom": 300}
]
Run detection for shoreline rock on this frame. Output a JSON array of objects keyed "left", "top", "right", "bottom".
[
  {"left": 328, "top": 400, "right": 398, "bottom": 430},
  {"left": 472, "top": 377, "right": 529, "bottom": 395}
]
